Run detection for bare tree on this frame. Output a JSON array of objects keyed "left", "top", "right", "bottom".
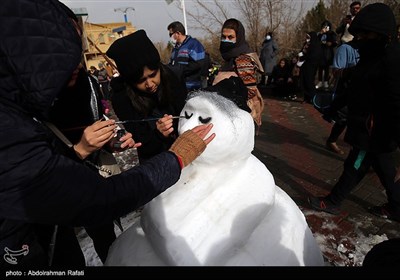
[
  {"left": 183, "top": 0, "right": 229, "bottom": 39},
  {"left": 169, "top": 0, "right": 397, "bottom": 64},
  {"left": 177, "top": 0, "right": 305, "bottom": 63},
  {"left": 233, "top": 0, "right": 265, "bottom": 52},
  {"left": 258, "top": 0, "right": 305, "bottom": 56}
]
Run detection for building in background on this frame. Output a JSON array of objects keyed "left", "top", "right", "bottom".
[{"left": 71, "top": 8, "right": 136, "bottom": 71}]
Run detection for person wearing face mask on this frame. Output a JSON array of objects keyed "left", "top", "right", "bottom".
[
  {"left": 213, "top": 18, "right": 265, "bottom": 135},
  {"left": 309, "top": 3, "right": 400, "bottom": 223},
  {"left": 259, "top": 31, "right": 279, "bottom": 86},
  {"left": 166, "top": 21, "right": 207, "bottom": 92},
  {"left": 107, "top": 30, "right": 188, "bottom": 163}
]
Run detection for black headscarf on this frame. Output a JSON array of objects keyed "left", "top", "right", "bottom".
[
  {"left": 219, "top": 18, "right": 253, "bottom": 71},
  {"left": 106, "top": 30, "right": 160, "bottom": 85}
]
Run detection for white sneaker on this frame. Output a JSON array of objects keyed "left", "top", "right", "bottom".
[
  {"left": 324, "top": 81, "right": 329, "bottom": 89},
  {"left": 315, "top": 81, "right": 323, "bottom": 89}
]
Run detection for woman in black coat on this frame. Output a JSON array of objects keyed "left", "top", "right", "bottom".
[
  {"left": 47, "top": 63, "right": 126, "bottom": 266},
  {"left": 107, "top": 30, "right": 187, "bottom": 163}
]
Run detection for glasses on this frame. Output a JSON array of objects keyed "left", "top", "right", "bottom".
[{"left": 169, "top": 31, "right": 176, "bottom": 37}]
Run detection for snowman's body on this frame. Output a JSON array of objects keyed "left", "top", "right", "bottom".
[{"left": 106, "top": 90, "right": 324, "bottom": 266}]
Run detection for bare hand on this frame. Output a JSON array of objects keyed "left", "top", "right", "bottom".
[
  {"left": 156, "top": 114, "right": 175, "bottom": 137},
  {"left": 74, "top": 119, "right": 117, "bottom": 159},
  {"left": 190, "top": 123, "right": 216, "bottom": 145},
  {"left": 117, "top": 131, "right": 142, "bottom": 150}
]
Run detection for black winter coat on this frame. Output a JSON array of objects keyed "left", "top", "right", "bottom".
[
  {"left": 345, "top": 2, "right": 400, "bottom": 153},
  {"left": 300, "top": 32, "right": 323, "bottom": 65},
  {"left": 344, "top": 42, "right": 400, "bottom": 152},
  {"left": 343, "top": 53, "right": 379, "bottom": 150},
  {"left": 0, "top": 0, "right": 181, "bottom": 267},
  {"left": 370, "top": 41, "right": 400, "bottom": 152}
]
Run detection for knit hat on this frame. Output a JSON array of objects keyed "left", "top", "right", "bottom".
[
  {"left": 205, "top": 76, "right": 251, "bottom": 113},
  {"left": 106, "top": 30, "right": 160, "bottom": 82},
  {"left": 348, "top": 3, "right": 396, "bottom": 39}
]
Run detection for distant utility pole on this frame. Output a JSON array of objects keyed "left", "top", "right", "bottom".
[
  {"left": 114, "top": 7, "right": 135, "bottom": 23},
  {"left": 165, "top": 0, "right": 188, "bottom": 34}
]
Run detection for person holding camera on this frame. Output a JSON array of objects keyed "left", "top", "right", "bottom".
[{"left": 336, "top": 1, "right": 362, "bottom": 45}]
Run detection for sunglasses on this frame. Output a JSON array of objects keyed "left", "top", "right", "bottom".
[{"left": 169, "top": 31, "right": 176, "bottom": 37}]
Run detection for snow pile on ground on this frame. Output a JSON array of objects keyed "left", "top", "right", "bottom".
[{"left": 303, "top": 209, "right": 388, "bottom": 266}]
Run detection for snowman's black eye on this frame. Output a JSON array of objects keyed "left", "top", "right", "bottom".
[
  {"left": 199, "top": 116, "right": 212, "bottom": 124},
  {"left": 184, "top": 111, "right": 193, "bottom": 119}
]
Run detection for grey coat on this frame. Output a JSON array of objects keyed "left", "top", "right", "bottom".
[{"left": 259, "top": 38, "right": 279, "bottom": 75}]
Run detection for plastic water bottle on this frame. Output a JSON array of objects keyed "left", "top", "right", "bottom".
[{"left": 111, "top": 129, "right": 139, "bottom": 171}]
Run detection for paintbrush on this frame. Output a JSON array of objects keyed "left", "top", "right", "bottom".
[
  {"left": 115, "top": 116, "right": 186, "bottom": 124},
  {"left": 59, "top": 116, "right": 186, "bottom": 132}
]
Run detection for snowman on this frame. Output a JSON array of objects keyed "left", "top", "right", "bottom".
[{"left": 106, "top": 77, "right": 324, "bottom": 266}]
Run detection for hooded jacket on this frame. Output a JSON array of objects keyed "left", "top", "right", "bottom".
[
  {"left": 0, "top": 0, "right": 181, "bottom": 267},
  {"left": 343, "top": 3, "right": 400, "bottom": 151},
  {"left": 348, "top": 3, "right": 397, "bottom": 39}
]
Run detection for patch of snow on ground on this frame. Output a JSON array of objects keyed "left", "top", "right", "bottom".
[{"left": 303, "top": 209, "right": 388, "bottom": 266}]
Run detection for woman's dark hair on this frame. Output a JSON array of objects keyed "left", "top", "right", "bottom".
[
  {"left": 222, "top": 18, "right": 241, "bottom": 36},
  {"left": 126, "top": 64, "right": 176, "bottom": 116},
  {"left": 264, "top": 31, "right": 273, "bottom": 37},
  {"left": 131, "top": 59, "right": 159, "bottom": 84},
  {"left": 278, "top": 58, "right": 287, "bottom": 65},
  {"left": 321, "top": 20, "right": 332, "bottom": 30}
]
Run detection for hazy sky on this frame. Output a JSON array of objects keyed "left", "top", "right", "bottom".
[
  {"left": 60, "top": 0, "right": 318, "bottom": 43},
  {"left": 60, "top": 0, "right": 203, "bottom": 43}
]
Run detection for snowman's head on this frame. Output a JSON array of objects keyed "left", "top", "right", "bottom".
[{"left": 178, "top": 86, "right": 254, "bottom": 165}]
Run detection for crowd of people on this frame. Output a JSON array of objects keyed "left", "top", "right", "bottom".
[
  {"left": 308, "top": 2, "right": 400, "bottom": 222},
  {"left": 1, "top": 0, "right": 399, "bottom": 268}
]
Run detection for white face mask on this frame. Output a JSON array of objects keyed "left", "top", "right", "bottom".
[
  {"left": 169, "top": 37, "right": 177, "bottom": 47},
  {"left": 265, "top": 35, "right": 271, "bottom": 40},
  {"left": 221, "top": 39, "right": 235, "bottom": 44}
]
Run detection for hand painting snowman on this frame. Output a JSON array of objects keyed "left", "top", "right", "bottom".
[{"left": 106, "top": 77, "right": 324, "bottom": 266}]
